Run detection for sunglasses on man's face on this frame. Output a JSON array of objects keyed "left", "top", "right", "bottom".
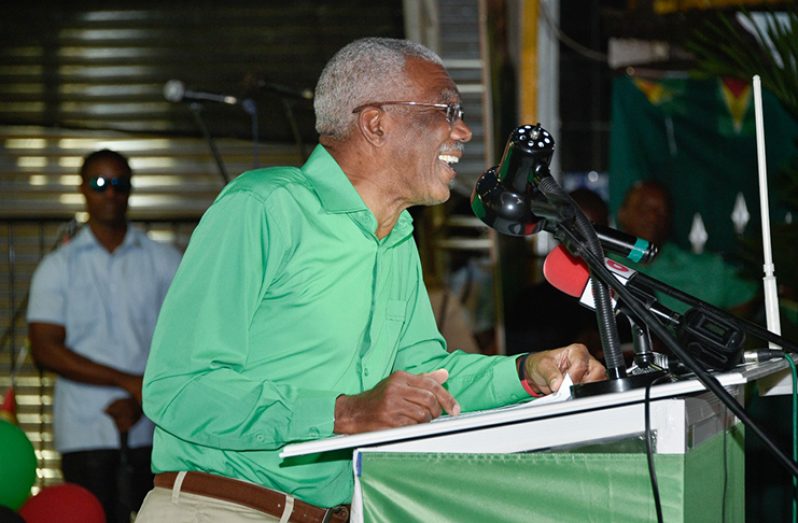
[{"left": 88, "top": 176, "right": 132, "bottom": 193}]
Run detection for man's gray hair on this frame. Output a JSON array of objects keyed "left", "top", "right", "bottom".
[{"left": 314, "top": 37, "right": 444, "bottom": 140}]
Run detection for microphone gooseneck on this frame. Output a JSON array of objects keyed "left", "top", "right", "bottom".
[{"left": 538, "top": 176, "right": 626, "bottom": 377}]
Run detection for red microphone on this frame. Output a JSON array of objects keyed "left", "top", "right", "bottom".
[
  {"left": 543, "top": 244, "right": 679, "bottom": 325},
  {"left": 542, "top": 244, "right": 590, "bottom": 298}
]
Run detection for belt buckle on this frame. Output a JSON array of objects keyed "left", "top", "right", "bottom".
[{"left": 321, "top": 505, "right": 348, "bottom": 523}]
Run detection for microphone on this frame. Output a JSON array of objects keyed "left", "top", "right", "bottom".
[
  {"left": 473, "top": 123, "right": 633, "bottom": 382},
  {"left": 255, "top": 79, "right": 314, "bottom": 100},
  {"left": 163, "top": 79, "right": 239, "bottom": 105},
  {"left": 592, "top": 224, "right": 658, "bottom": 264},
  {"left": 470, "top": 124, "right": 556, "bottom": 237},
  {"left": 470, "top": 124, "right": 658, "bottom": 262},
  {"left": 543, "top": 244, "right": 747, "bottom": 370},
  {"left": 543, "top": 244, "right": 679, "bottom": 325}
]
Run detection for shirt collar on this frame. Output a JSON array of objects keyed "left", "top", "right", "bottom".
[
  {"left": 302, "top": 144, "right": 414, "bottom": 241},
  {"left": 70, "top": 223, "right": 141, "bottom": 251}
]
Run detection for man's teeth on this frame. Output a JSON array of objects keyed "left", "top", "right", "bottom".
[{"left": 438, "top": 154, "right": 459, "bottom": 165}]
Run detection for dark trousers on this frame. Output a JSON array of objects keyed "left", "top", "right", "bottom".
[{"left": 61, "top": 446, "right": 153, "bottom": 523}]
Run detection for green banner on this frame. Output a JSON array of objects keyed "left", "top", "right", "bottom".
[
  {"left": 609, "top": 74, "right": 798, "bottom": 255},
  {"left": 358, "top": 425, "right": 744, "bottom": 522}
]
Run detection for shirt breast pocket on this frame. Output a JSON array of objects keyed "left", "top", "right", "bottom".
[{"left": 375, "top": 299, "right": 407, "bottom": 354}]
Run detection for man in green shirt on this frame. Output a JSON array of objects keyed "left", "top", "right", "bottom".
[
  {"left": 137, "top": 37, "right": 605, "bottom": 522},
  {"left": 616, "top": 181, "right": 757, "bottom": 314}
]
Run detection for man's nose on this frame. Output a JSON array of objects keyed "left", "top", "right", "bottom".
[
  {"left": 451, "top": 117, "right": 472, "bottom": 143},
  {"left": 104, "top": 186, "right": 128, "bottom": 197}
]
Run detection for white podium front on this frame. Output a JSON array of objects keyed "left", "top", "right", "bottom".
[{"left": 281, "top": 359, "right": 790, "bottom": 523}]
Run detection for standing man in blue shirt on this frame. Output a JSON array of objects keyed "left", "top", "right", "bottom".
[{"left": 27, "top": 149, "right": 182, "bottom": 522}]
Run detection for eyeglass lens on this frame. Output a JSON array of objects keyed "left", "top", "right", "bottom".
[
  {"left": 90, "top": 176, "right": 131, "bottom": 193},
  {"left": 446, "top": 104, "right": 464, "bottom": 124}
]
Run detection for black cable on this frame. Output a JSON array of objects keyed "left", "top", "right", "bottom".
[
  {"left": 537, "top": 0, "right": 608, "bottom": 63},
  {"left": 644, "top": 374, "right": 671, "bottom": 523}
]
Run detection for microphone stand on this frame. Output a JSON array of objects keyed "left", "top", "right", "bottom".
[
  {"left": 558, "top": 223, "right": 798, "bottom": 479},
  {"left": 621, "top": 313, "right": 670, "bottom": 375},
  {"left": 280, "top": 98, "right": 309, "bottom": 161},
  {"left": 188, "top": 102, "right": 230, "bottom": 185},
  {"left": 538, "top": 180, "right": 667, "bottom": 392}
]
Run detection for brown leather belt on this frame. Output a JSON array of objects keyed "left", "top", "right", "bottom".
[{"left": 154, "top": 471, "right": 349, "bottom": 523}]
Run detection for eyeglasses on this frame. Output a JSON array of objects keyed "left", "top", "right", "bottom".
[
  {"left": 352, "top": 101, "right": 464, "bottom": 125},
  {"left": 88, "top": 176, "right": 132, "bottom": 193}
]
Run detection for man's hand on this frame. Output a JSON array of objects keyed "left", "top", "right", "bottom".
[
  {"left": 523, "top": 343, "right": 606, "bottom": 395},
  {"left": 334, "top": 369, "right": 460, "bottom": 434},
  {"left": 118, "top": 375, "right": 144, "bottom": 405},
  {"left": 104, "top": 397, "right": 143, "bottom": 434}
]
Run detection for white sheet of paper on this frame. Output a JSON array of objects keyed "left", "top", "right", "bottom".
[
  {"left": 525, "top": 371, "right": 575, "bottom": 405},
  {"left": 432, "top": 372, "right": 575, "bottom": 423}
]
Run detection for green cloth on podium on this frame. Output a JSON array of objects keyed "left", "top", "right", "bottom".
[{"left": 358, "top": 424, "right": 744, "bottom": 522}]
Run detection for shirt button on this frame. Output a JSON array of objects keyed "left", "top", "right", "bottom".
[
  {"left": 364, "top": 368, "right": 369, "bottom": 376},
  {"left": 256, "top": 434, "right": 265, "bottom": 442}
]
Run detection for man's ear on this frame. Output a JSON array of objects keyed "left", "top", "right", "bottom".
[
  {"left": 356, "top": 107, "right": 387, "bottom": 147},
  {"left": 78, "top": 179, "right": 89, "bottom": 198}
]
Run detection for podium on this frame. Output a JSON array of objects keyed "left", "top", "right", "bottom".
[{"left": 282, "top": 359, "right": 790, "bottom": 523}]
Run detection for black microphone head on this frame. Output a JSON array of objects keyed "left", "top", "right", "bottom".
[
  {"left": 471, "top": 166, "right": 545, "bottom": 236},
  {"left": 470, "top": 124, "right": 556, "bottom": 237},
  {"left": 163, "top": 79, "right": 185, "bottom": 102},
  {"left": 496, "top": 124, "right": 554, "bottom": 191}
]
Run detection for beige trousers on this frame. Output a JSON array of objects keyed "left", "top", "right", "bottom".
[{"left": 135, "top": 484, "right": 287, "bottom": 522}]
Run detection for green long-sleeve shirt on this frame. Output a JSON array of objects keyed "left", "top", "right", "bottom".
[{"left": 143, "top": 145, "right": 529, "bottom": 507}]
